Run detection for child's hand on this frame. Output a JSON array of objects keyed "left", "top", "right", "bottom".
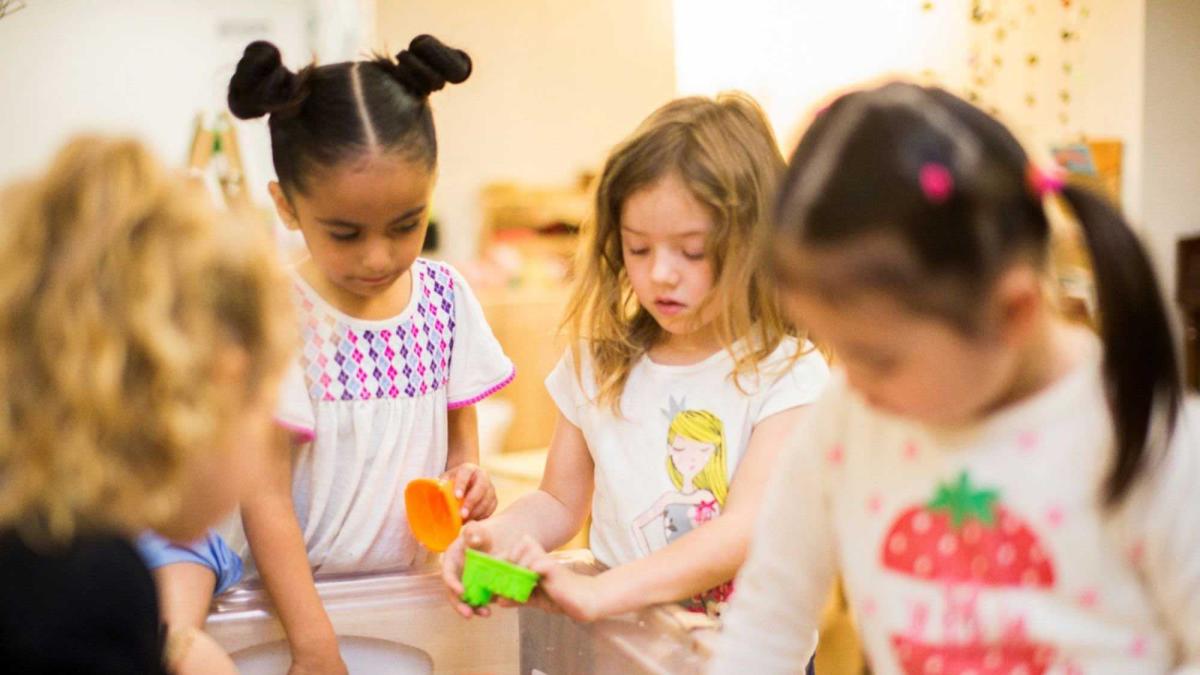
[
  {"left": 167, "top": 627, "right": 238, "bottom": 675},
  {"left": 441, "top": 462, "right": 497, "bottom": 521},
  {"left": 287, "top": 650, "right": 347, "bottom": 675},
  {"left": 441, "top": 521, "right": 496, "bottom": 620},
  {"left": 507, "top": 535, "right": 606, "bottom": 623},
  {"left": 287, "top": 635, "right": 347, "bottom": 675}
]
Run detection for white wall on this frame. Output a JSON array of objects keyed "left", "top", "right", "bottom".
[
  {"left": 1142, "top": 0, "right": 1200, "bottom": 300},
  {"left": 0, "top": 0, "right": 313, "bottom": 200},
  {"left": 674, "top": 0, "right": 970, "bottom": 148},
  {"left": 674, "top": 0, "right": 1146, "bottom": 216},
  {"left": 375, "top": 0, "right": 677, "bottom": 263}
]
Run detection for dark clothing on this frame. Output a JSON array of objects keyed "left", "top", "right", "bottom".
[{"left": 0, "top": 530, "right": 166, "bottom": 674}]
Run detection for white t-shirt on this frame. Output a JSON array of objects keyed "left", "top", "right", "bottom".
[
  {"left": 712, "top": 341, "right": 1200, "bottom": 674},
  {"left": 270, "top": 258, "right": 514, "bottom": 575},
  {"left": 545, "top": 337, "right": 830, "bottom": 611}
]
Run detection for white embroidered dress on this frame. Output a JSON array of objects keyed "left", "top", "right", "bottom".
[{"left": 272, "top": 258, "right": 513, "bottom": 575}]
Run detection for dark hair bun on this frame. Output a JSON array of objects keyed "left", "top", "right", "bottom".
[
  {"left": 228, "top": 41, "right": 305, "bottom": 120},
  {"left": 390, "top": 34, "right": 472, "bottom": 98}
]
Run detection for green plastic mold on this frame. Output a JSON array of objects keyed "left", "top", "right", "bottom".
[{"left": 460, "top": 549, "right": 540, "bottom": 608}]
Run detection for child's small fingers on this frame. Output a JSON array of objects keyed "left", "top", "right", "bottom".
[
  {"left": 462, "top": 523, "right": 492, "bottom": 552},
  {"left": 512, "top": 536, "right": 547, "bottom": 568},
  {"left": 440, "top": 542, "right": 466, "bottom": 592},
  {"left": 451, "top": 465, "right": 478, "bottom": 500},
  {"left": 475, "top": 493, "right": 498, "bottom": 520},
  {"left": 529, "top": 557, "right": 557, "bottom": 577},
  {"left": 460, "top": 476, "right": 490, "bottom": 519},
  {"left": 442, "top": 564, "right": 464, "bottom": 595},
  {"left": 504, "top": 535, "right": 535, "bottom": 562},
  {"left": 458, "top": 489, "right": 482, "bottom": 519},
  {"left": 448, "top": 590, "right": 474, "bottom": 619},
  {"left": 515, "top": 549, "right": 542, "bottom": 569},
  {"left": 528, "top": 591, "right": 560, "bottom": 614}
]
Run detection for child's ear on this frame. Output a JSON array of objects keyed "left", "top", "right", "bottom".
[
  {"left": 993, "top": 266, "right": 1043, "bottom": 346},
  {"left": 268, "top": 181, "right": 300, "bottom": 231}
]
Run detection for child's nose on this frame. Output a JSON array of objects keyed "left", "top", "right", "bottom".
[
  {"left": 650, "top": 251, "right": 678, "bottom": 285},
  {"left": 362, "top": 240, "right": 394, "bottom": 272}
]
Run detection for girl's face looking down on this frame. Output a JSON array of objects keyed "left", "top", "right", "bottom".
[
  {"left": 271, "top": 153, "right": 434, "bottom": 307},
  {"left": 777, "top": 245, "right": 1049, "bottom": 428},
  {"left": 620, "top": 173, "right": 717, "bottom": 341}
]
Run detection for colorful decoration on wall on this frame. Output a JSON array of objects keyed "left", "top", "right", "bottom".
[
  {"left": 0, "top": 0, "right": 27, "bottom": 21},
  {"left": 922, "top": 0, "right": 1090, "bottom": 138}
]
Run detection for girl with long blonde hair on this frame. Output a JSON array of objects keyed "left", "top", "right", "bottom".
[{"left": 442, "top": 93, "right": 830, "bottom": 621}]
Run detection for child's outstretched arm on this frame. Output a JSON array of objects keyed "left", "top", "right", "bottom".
[
  {"left": 443, "top": 404, "right": 497, "bottom": 521},
  {"left": 241, "top": 431, "right": 346, "bottom": 675},
  {"left": 708, "top": 409, "right": 835, "bottom": 674},
  {"left": 521, "top": 406, "right": 815, "bottom": 622},
  {"left": 441, "top": 412, "right": 595, "bottom": 617}
]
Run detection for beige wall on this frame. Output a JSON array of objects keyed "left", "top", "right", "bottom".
[
  {"left": 1142, "top": 0, "right": 1200, "bottom": 301},
  {"left": 375, "top": 0, "right": 677, "bottom": 263}
]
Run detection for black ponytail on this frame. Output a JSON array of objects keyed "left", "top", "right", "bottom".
[
  {"left": 1060, "top": 184, "right": 1180, "bottom": 505},
  {"left": 774, "top": 82, "right": 1181, "bottom": 507},
  {"left": 227, "top": 35, "right": 472, "bottom": 193}
]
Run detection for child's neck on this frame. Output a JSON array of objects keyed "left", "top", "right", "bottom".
[
  {"left": 646, "top": 324, "right": 722, "bottom": 366},
  {"left": 984, "top": 316, "right": 1092, "bottom": 417},
  {"left": 299, "top": 259, "right": 414, "bottom": 321}
]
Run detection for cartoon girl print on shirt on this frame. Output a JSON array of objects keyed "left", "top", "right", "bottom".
[
  {"left": 633, "top": 397, "right": 730, "bottom": 553},
  {"left": 632, "top": 397, "right": 735, "bottom": 615}
]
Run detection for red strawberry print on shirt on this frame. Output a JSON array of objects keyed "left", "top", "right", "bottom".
[{"left": 881, "top": 471, "right": 1057, "bottom": 675}]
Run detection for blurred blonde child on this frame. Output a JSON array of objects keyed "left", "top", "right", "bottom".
[{"left": 0, "top": 136, "right": 294, "bottom": 673}]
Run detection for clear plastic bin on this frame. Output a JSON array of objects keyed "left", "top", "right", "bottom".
[{"left": 205, "top": 549, "right": 718, "bottom": 674}]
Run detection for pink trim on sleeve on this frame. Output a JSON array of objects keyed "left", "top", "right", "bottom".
[
  {"left": 447, "top": 367, "right": 516, "bottom": 410},
  {"left": 275, "top": 417, "right": 315, "bottom": 444}
]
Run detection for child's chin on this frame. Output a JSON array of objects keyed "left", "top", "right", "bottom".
[
  {"left": 343, "top": 280, "right": 395, "bottom": 298},
  {"left": 658, "top": 321, "right": 700, "bottom": 337},
  {"left": 650, "top": 310, "right": 698, "bottom": 333},
  {"left": 909, "top": 406, "right": 976, "bottom": 428}
]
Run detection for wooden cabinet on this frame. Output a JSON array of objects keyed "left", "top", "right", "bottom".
[
  {"left": 479, "top": 285, "right": 571, "bottom": 453},
  {"left": 1177, "top": 236, "right": 1200, "bottom": 391}
]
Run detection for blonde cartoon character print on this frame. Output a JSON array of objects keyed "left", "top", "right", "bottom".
[{"left": 633, "top": 397, "right": 734, "bottom": 615}]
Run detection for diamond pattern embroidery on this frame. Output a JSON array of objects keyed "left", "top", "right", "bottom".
[{"left": 296, "top": 261, "right": 456, "bottom": 401}]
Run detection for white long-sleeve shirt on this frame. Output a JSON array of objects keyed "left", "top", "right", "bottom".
[{"left": 711, "top": 349, "right": 1200, "bottom": 675}]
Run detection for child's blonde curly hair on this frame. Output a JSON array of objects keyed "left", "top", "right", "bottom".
[{"left": 0, "top": 136, "right": 295, "bottom": 543}]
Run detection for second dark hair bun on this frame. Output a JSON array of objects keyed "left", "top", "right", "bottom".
[
  {"left": 228, "top": 41, "right": 306, "bottom": 120},
  {"left": 389, "top": 34, "right": 472, "bottom": 98}
]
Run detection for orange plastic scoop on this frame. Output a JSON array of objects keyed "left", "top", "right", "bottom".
[{"left": 405, "top": 478, "right": 462, "bottom": 553}]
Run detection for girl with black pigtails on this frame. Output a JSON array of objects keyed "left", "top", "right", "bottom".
[
  {"left": 141, "top": 36, "right": 513, "bottom": 674},
  {"left": 712, "top": 82, "right": 1199, "bottom": 674}
]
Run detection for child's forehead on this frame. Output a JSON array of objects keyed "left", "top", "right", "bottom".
[
  {"left": 299, "top": 155, "right": 433, "bottom": 219},
  {"left": 619, "top": 173, "right": 713, "bottom": 238}
]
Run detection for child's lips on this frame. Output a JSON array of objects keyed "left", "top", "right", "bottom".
[
  {"left": 358, "top": 273, "right": 397, "bottom": 286},
  {"left": 654, "top": 298, "right": 686, "bottom": 316}
]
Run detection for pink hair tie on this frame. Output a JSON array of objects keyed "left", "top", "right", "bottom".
[
  {"left": 919, "top": 162, "right": 954, "bottom": 204},
  {"left": 1028, "top": 164, "right": 1066, "bottom": 198}
]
